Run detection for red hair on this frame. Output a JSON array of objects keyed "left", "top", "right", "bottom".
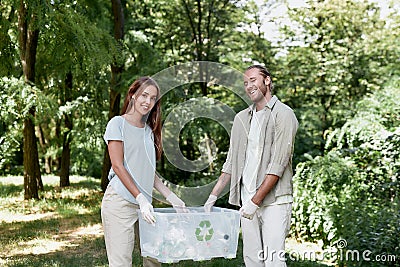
[{"left": 121, "top": 77, "right": 162, "bottom": 160}]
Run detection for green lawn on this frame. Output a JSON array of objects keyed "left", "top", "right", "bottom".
[{"left": 0, "top": 175, "right": 329, "bottom": 267}]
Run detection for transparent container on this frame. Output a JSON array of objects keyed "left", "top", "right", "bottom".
[{"left": 138, "top": 207, "right": 240, "bottom": 263}]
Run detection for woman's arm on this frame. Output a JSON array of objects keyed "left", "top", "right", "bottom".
[
  {"left": 153, "top": 174, "right": 172, "bottom": 199},
  {"left": 154, "top": 174, "right": 188, "bottom": 212},
  {"left": 108, "top": 140, "right": 141, "bottom": 198}
]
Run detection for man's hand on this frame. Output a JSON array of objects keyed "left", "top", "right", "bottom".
[
  {"left": 239, "top": 199, "right": 259, "bottom": 220},
  {"left": 204, "top": 194, "right": 218, "bottom": 213}
]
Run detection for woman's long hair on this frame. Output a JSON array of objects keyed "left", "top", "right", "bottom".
[{"left": 121, "top": 77, "right": 163, "bottom": 160}]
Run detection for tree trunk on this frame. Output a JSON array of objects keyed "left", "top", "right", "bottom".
[
  {"left": 101, "top": 0, "right": 125, "bottom": 191},
  {"left": 55, "top": 120, "right": 62, "bottom": 171},
  {"left": 36, "top": 125, "right": 51, "bottom": 174},
  {"left": 18, "top": 0, "right": 42, "bottom": 199},
  {"left": 101, "top": 147, "right": 111, "bottom": 191},
  {"left": 59, "top": 118, "right": 72, "bottom": 187},
  {"left": 23, "top": 111, "right": 39, "bottom": 199},
  {"left": 60, "top": 72, "right": 73, "bottom": 187}
]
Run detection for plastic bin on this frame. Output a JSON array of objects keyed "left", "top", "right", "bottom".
[{"left": 138, "top": 207, "right": 240, "bottom": 263}]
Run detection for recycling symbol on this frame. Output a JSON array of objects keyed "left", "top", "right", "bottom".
[{"left": 195, "top": 220, "right": 214, "bottom": 241}]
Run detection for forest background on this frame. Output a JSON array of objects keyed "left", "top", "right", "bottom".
[{"left": 1, "top": 0, "right": 399, "bottom": 266}]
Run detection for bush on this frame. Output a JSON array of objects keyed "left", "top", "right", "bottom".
[{"left": 291, "top": 82, "right": 400, "bottom": 265}]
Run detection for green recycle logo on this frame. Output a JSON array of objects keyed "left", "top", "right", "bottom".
[{"left": 195, "top": 220, "right": 214, "bottom": 241}]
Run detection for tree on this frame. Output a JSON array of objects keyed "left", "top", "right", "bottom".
[
  {"left": 18, "top": 0, "right": 44, "bottom": 199},
  {"left": 34, "top": 0, "right": 116, "bottom": 186},
  {"left": 59, "top": 71, "right": 73, "bottom": 187},
  {"left": 134, "top": 0, "right": 246, "bottom": 181},
  {"left": 276, "top": 0, "right": 391, "bottom": 160},
  {"left": 101, "top": 0, "right": 125, "bottom": 191}
]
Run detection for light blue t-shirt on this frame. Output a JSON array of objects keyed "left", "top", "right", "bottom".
[{"left": 103, "top": 116, "right": 156, "bottom": 204}]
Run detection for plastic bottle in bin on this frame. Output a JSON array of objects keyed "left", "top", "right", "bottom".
[
  {"left": 142, "top": 241, "right": 161, "bottom": 257},
  {"left": 164, "top": 226, "right": 187, "bottom": 258}
]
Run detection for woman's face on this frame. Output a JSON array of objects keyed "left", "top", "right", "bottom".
[{"left": 133, "top": 85, "right": 158, "bottom": 116}]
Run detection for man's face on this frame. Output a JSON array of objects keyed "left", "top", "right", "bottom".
[{"left": 244, "top": 68, "right": 270, "bottom": 103}]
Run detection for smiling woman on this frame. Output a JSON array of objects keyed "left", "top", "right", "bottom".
[{"left": 101, "top": 76, "right": 190, "bottom": 267}]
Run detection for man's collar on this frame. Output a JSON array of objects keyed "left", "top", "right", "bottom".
[
  {"left": 248, "top": 95, "right": 278, "bottom": 114},
  {"left": 266, "top": 95, "right": 278, "bottom": 109}
]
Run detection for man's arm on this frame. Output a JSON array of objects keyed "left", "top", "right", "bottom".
[
  {"left": 251, "top": 174, "right": 279, "bottom": 206},
  {"left": 204, "top": 172, "right": 231, "bottom": 212},
  {"left": 210, "top": 172, "right": 232, "bottom": 197},
  {"left": 246, "top": 107, "right": 298, "bottom": 207}
]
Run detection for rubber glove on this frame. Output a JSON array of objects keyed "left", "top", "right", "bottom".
[
  {"left": 136, "top": 193, "right": 156, "bottom": 224},
  {"left": 166, "top": 192, "right": 189, "bottom": 213},
  {"left": 204, "top": 194, "right": 217, "bottom": 213},
  {"left": 239, "top": 199, "right": 258, "bottom": 220}
]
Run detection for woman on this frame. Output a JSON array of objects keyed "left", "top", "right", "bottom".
[{"left": 101, "top": 76, "right": 187, "bottom": 267}]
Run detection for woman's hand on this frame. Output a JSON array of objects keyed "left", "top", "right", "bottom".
[
  {"left": 136, "top": 193, "right": 156, "bottom": 224},
  {"left": 166, "top": 192, "right": 189, "bottom": 213}
]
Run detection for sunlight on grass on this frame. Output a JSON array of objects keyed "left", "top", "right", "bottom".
[
  {"left": 2, "top": 223, "right": 104, "bottom": 258},
  {"left": 0, "top": 211, "right": 56, "bottom": 223},
  {"left": 0, "top": 175, "right": 106, "bottom": 265},
  {"left": 18, "top": 237, "right": 72, "bottom": 255},
  {"left": 0, "top": 175, "right": 330, "bottom": 266},
  {"left": 0, "top": 175, "right": 102, "bottom": 216}
]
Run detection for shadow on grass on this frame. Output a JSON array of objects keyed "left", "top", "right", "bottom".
[
  {"left": 1, "top": 214, "right": 330, "bottom": 267},
  {"left": 0, "top": 177, "right": 332, "bottom": 267},
  {"left": 2, "top": 237, "right": 108, "bottom": 267},
  {"left": 0, "top": 183, "right": 22, "bottom": 196},
  {"left": 0, "top": 217, "right": 60, "bottom": 241}
]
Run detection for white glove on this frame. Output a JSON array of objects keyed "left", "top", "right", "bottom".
[
  {"left": 136, "top": 193, "right": 156, "bottom": 224},
  {"left": 166, "top": 192, "right": 189, "bottom": 213},
  {"left": 239, "top": 199, "right": 258, "bottom": 220},
  {"left": 204, "top": 194, "right": 217, "bottom": 213}
]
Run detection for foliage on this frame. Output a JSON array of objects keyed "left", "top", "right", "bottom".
[
  {"left": 1, "top": 0, "right": 116, "bottom": 177},
  {"left": 1, "top": 0, "right": 400, "bottom": 264},
  {"left": 0, "top": 77, "right": 56, "bottom": 174},
  {"left": 292, "top": 81, "right": 400, "bottom": 264},
  {"left": 292, "top": 152, "right": 355, "bottom": 244},
  {"left": 0, "top": 0, "right": 20, "bottom": 77},
  {"left": 223, "top": 0, "right": 278, "bottom": 69},
  {"left": 143, "top": 0, "right": 244, "bottom": 64},
  {"left": 276, "top": 0, "right": 399, "bottom": 160}
]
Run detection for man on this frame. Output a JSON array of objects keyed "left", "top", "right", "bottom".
[{"left": 204, "top": 65, "right": 298, "bottom": 267}]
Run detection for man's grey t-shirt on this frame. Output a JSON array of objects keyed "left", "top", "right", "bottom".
[{"left": 103, "top": 116, "right": 156, "bottom": 204}]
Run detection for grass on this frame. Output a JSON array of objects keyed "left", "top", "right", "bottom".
[{"left": 0, "top": 175, "right": 329, "bottom": 267}]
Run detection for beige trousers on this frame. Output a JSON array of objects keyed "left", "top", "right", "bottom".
[
  {"left": 241, "top": 203, "right": 292, "bottom": 267},
  {"left": 101, "top": 185, "right": 160, "bottom": 267}
]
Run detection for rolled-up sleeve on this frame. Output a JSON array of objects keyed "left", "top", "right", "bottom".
[
  {"left": 222, "top": 147, "right": 232, "bottom": 174},
  {"left": 266, "top": 107, "right": 298, "bottom": 177},
  {"left": 222, "top": 117, "right": 237, "bottom": 174}
]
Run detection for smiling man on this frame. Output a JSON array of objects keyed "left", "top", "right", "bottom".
[{"left": 205, "top": 65, "right": 299, "bottom": 266}]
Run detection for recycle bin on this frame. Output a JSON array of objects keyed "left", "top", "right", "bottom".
[{"left": 138, "top": 207, "right": 241, "bottom": 263}]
